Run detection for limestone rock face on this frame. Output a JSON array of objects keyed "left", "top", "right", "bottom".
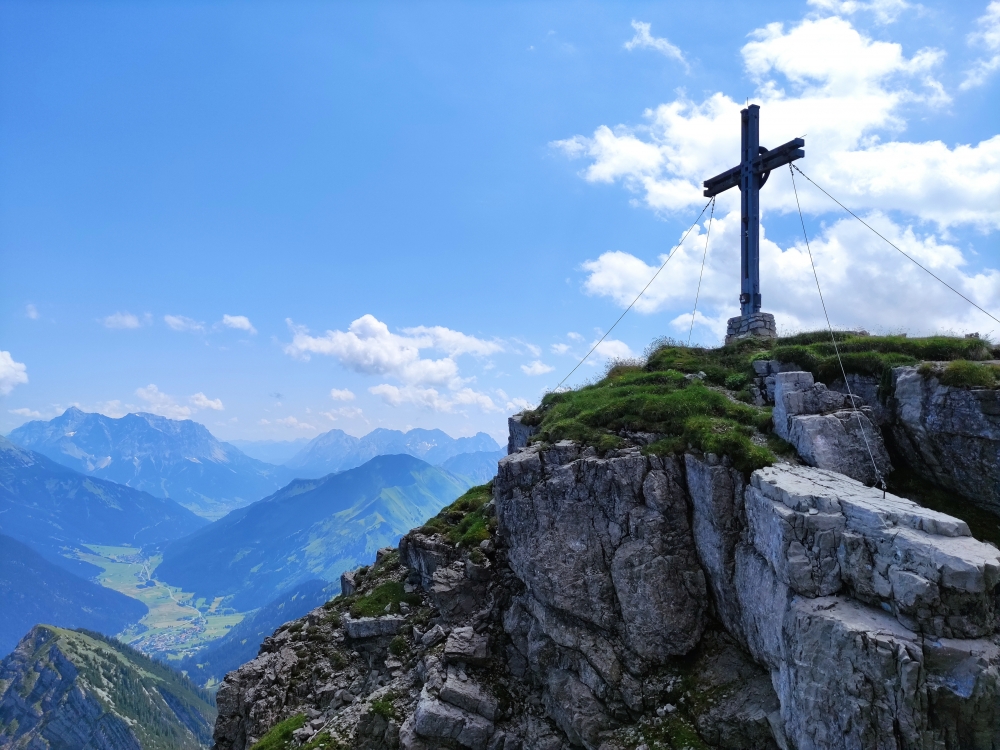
[
  {"left": 211, "top": 427, "right": 1000, "bottom": 750},
  {"left": 890, "top": 365, "right": 1000, "bottom": 513},
  {"left": 773, "top": 370, "right": 892, "bottom": 484}
]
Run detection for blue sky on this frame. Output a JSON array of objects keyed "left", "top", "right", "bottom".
[{"left": 1, "top": 0, "right": 998, "bottom": 444}]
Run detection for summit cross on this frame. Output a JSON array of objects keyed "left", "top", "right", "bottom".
[{"left": 703, "top": 105, "right": 804, "bottom": 337}]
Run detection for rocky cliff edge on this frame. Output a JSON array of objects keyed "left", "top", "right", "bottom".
[{"left": 212, "top": 423, "right": 1000, "bottom": 750}]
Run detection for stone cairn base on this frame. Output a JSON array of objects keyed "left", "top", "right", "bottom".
[{"left": 725, "top": 312, "right": 777, "bottom": 345}]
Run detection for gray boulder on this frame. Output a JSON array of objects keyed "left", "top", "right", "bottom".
[
  {"left": 773, "top": 370, "right": 892, "bottom": 484},
  {"left": 890, "top": 365, "right": 1000, "bottom": 514}
]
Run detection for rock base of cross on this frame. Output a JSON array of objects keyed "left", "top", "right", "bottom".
[{"left": 725, "top": 312, "right": 777, "bottom": 345}]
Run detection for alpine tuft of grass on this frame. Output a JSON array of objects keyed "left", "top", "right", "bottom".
[
  {"left": 349, "top": 582, "right": 420, "bottom": 618},
  {"left": 416, "top": 484, "right": 494, "bottom": 548},
  {"left": 249, "top": 714, "right": 305, "bottom": 750},
  {"left": 517, "top": 331, "right": 998, "bottom": 475}
]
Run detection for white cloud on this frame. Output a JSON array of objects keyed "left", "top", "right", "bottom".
[
  {"left": 401, "top": 325, "right": 503, "bottom": 357},
  {"left": 221, "top": 314, "right": 257, "bottom": 334},
  {"left": 89, "top": 400, "right": 128, "bottom": 418},
  {"left": 505, "top": 397, "right": 535, "bottom": 412},
  {"left": 284, "top": 315, "right": 499, "bottom": 389},
  {"left": 190, "top": 392, "right": 224, "bottom": 411},
  {"left": 102, "top": 312, "right": 143, "bottom": 329},
  {"left": 555, "top": 16, "right": 999, "bottom": 231},
  {"left": 369, "top": 384, "right": 499, "bottom": 413},
  {"left": 164, "top": 315, "right": 204, "bottom": 332},
  {"left": 567, "top": 332, "right": 584, "bottom": 341},
  {"left": 323, "top": 406, "right": 364, "bottom": 421},
  {"left": 8, "top": 407, "right": 41, "bottom": 418},
  {"left": 807, "top": 0, "right": 911, "bottom": 24},
  {"left": 0, "top": 352, "right": 28, "bottom": 396},
  {"left": 592, "top": 339, "right": 635, "bottom": 360},
  {"left": 25, "top": 304, "right": 38, "bottom": 320},
  {"left": 961, "top": 1, "right": 1000, "bottom": 90},
  {"left": 275, "top": 416, "right": 316, "bottom": 430},
  {"left": 582, "top": 208, "right": 1000, "bottom": 340},
  {"left": 623, "top": 21, "right": 689, "bottom": 71},
  {"left": 551, "top": 343, "right": 572, "bottom": 355},
  {"left": 134, "top": 384, "right": 192, "bottom": 419},
  {"left": 521, "top": 360, "right": 555, "bottom": 376},
  {"left": 330, "top": 388, "right": 355, "bottom": 401}
]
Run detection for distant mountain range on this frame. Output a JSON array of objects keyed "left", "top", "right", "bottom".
[
  {"left": 0, "top": 436, "right": 206, "bottom": 576},
  {"left": 0, "top": 626, "right": 216, "bottom": 750},
  {"left": 156, "top": 453, "right": 468, "bottom": 610},
  {"left": 228, "top": 438, "right": 310, "bottom": 465},
  {"left": 180, "top": 579, "right": 339, "bottom": 688},
  {"left": 440, "top": 449, "right": 505, "bottom": 485},
  {"left": 285, "top": 426, "right": 501, "bottom": 477},
  {"left": 6, "top": 411, "right": 504, "bottom": 520},
  {"left": 0, "top": 535, "right": 148, "bottom": 657},
  {"left": 7, "top": 408, "right": 295, "bottom": 520}
]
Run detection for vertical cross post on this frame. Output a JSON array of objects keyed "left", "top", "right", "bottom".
[{"left": 740, "top": 105, "right": 761, "bottom": 317}]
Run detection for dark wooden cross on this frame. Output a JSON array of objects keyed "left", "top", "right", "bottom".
[{"left": 703, "top": 105, "right": 805, "bottom": 318}]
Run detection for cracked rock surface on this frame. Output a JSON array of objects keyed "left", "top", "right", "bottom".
[{"left": 212, "top": 434, "right": 1000, "bottom": 750}]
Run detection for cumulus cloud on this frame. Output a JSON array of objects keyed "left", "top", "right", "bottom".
[
  {"left": 283, "top": 313, "right": 503, "bottom": 410},
  {"left": 554, "top": 16, "right": 997, "bottom": 230},
  {"left": 8, "top": 407, "right": 41, "bottom": 418},
  {"left": 961, "top": 1, "right": 1000, "bottom": 90},
  {"left": 623, "top": 21, "right": 689, "bottom": 71},
  {"left": 807, "top": 0, "right": 911, "bottom": 24},
  {"left": 25, "top": 304, "right": 38, "bottom": 320},
  {"left": 369, "top": 384, "right": 499, "bottom": 413},
  {"left": 582, "top": 208, "right": 1000, "bottom": 339},
  {"left": 221, "top": 314, "right": 257, "bottom": 334},
  {"left": 505, "top": 396, "right": 535, "bottom": 412},
  {"left": 521, "top": 360, "right": 555, "bottom": 376},
  {"left": 557, "top": 11, "right": 1000, "bottom": 340},
  {"left": 134, "top": 384, "right": 192, "bottom": 419},
  {"left": 190, "top": 392, "right": 224, "bottom": 411},
  {"left": 323, "top": 406, "right": 364, "bottom": 421},
  {"left": 102, "top": 312, "right": 143, "bottom": 329},
  {"left": 164, "top": 315, "right": 204, "bottom": 332},
  {"left": 0, "top": 352, "right": 28, "bottom": 396},
  {"left": 275, "top": 416, "right": 316, "bottom": 430},
  {"left": 330, "top": 388, "right": 355, "bottom": 401},
  {"left": 592, "top": 339, "right": 635, "bottom": 360}
]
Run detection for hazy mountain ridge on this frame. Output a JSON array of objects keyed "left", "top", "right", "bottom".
[
  {"left": 0, "top": 435, "right": 206, "bottom": 575},
  {"left": 156, "top": 453, "right": 469, "bottom": 610},
  {"left": 0, "top": 534, "right": 147, "bottom": 657},
  {"left": 285, "top": 426, "right": 501, "bottom": 477},
  {"left": 0, "top": 625, "right": 216, "bottom": 750},
  {"left": 7, "top": 408, "right": 294, "bottom": 520},
  {"left": 439, "top": 448, "right": 505, "bottom": 485}
]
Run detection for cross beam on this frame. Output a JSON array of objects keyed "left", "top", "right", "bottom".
[{"left": 702, "top": 105, "right": 804, "bottom": 317}]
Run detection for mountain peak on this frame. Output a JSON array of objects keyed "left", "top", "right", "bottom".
[{"left": 0, "top": 625, "right": 216, "bottom": 749}]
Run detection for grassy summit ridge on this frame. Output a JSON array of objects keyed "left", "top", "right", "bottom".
[{"left": 520, "top": 332, "right": 1000, "bottom": 474}]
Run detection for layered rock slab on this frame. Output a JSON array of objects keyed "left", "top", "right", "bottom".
[
  {"left": 890, "top": 365, "right": 1000, "bottom": 514},
  {"left": 772, "top": 371, "right": 892, "bottom": 485},
  {"left": 700, "top": 462, "right": 1000, "bottom": 749}
]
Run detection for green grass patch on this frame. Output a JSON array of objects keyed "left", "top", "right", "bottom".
[
  {"left": 349, "top": 582, "right": 420, "bottom": 618},
  {"left": 370, "top": 697, "right": 396, "bottom": 720},
  {"left": 417, "top": 484, "right": 495, "bottom": 547},
  {"left": 525, "top": 370, "right": 773, "bottom": 473},
  {"left": 249, "top": 714, "right": 305, "bottom": 750},
  {"left": 518, "top": 331, "right": 997, "bottom": 479},
  {"left": 934, "top": 360, "right": 1000, "bottom": 388}
]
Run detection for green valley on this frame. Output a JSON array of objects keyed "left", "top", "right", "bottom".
[{"left": 72, "top": 545, "right": 245, "bottom": 661}]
